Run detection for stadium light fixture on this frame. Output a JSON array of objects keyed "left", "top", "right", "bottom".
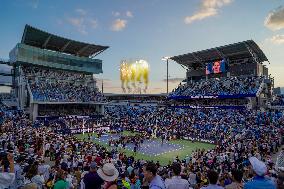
[
  {"left": 162, "top": 56, "right": 171, "bottom": 61},
  {"left": 162, "top": 56, "right": 172, "bottom": 94}
]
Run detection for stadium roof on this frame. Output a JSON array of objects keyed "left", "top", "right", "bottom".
[
  {"left": 170, "top": 40, "right": 268, "bottom": 68},
  {"left": 21, "top": 25, "right": 109, "bottom": 58}
]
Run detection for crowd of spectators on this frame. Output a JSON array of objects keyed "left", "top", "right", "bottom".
[
  {"left": 271, "top": 96, "right": 284, "bottom": 106},
  {"left": 0, "top": 104, "right": 284, "bottom": 189},
  {"left": 0, "top": 93, "right": 16, "bottom": 101},
  {"left": 171, "top": 99, "right": 248, "bottom": 107},
  {"left": 170, "top": 76, "right": 264, "bottom": 97},
  {"left": 23, "top": 66, "right": 104, "bottom": 102},
  {"left": 38, "top": 106, "right": 99, "bottom": 117}
]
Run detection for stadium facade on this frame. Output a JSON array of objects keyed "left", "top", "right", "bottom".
[
  {"left": 8, "top": 25, "right": 108, "bottom": 121},
  {"left": 0, "top": 59, "right": 16, "bottom": 107},
  {"left": 1, "top": 25, "right": 283, "bottom": 121}
]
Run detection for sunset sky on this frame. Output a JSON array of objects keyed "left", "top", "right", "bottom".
[{"left": 1, "top": 0, "right": 284, "bottom": 93}]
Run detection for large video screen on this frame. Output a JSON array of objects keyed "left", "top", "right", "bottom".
[{"left": 206, "top": 59, "right": 227, "bottom": 75}]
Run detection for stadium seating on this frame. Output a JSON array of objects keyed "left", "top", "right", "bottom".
[
  {"left": 0, "top": 93, "right": 16, "bottom": 101},
  {"left": 1, "top": 103, "right": 283, "bottom": 189},
  {"left": 23, "top": 67, "right": 104, "bottom": 102},
  {"left": 271, "top": 95, "right": 284, "bottom": 106},
  {"left": 170, "top": 76, "right": 264, "bottom": 97}
]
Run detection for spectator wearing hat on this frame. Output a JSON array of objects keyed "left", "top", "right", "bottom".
[
  {"left": 83, "top": 162, "right": 104, "bottom": 189},
  {"left": 143, "top": 162, "right": 166, "bottom": 189},
  {"left": 244, "top": 157, "right": 276, "bottom": 189},
  {"left": 165, "top": 162, "right": 191, "bottom": 189},
  {"left": 97, "top": 163, "right": 119, "bottom": 189},
  {"left": 201, "top": 170, "right": 224, "bottom": 189}
]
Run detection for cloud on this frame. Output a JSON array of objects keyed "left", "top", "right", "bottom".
[
  {"left": 264, "top": 6, "right": 284, "bottom": 31},
  {"left": 269, "top": 34, "right": 284, "bottom": 44},
  {"left": 90, "top": 19, "right": 98, "bottom": 29},
  {"left": 126, "top": 11, "right": 133, "bottom": 18},
  {"left": 111, "top": 19, "right": 127, "bottom": 31},
  {"left": 67, "top": 17, "right": 83, "bottom": 27},
  {"left": 56, "top": 19, "right": 63, "bottom": 26},
  {"left": 75, "top": 8, "right": 87, "bottom": 16},
  {"left": 184, "top": 0, "right": 232, "bottom": 24},
  {"left": 67, "top": 17, "right": 87, "bottom": 35},
  {"left": 65, "top": 9, "right": 99, "bottom": 35},
  {"left": 162, "top": 77, "right": 184, "bottom": 83},
  {"left": 112, "top": 11, "right": 120, "bottom": 17}
]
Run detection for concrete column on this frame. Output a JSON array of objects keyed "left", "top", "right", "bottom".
[
  {"left": 32, "top": 103, "right": 38, "bottom": 122},
  {"left": 101, "top": 104, "right": 105, "bottom": 114}
]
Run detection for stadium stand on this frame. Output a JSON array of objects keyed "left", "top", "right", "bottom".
[
  {"left": 170, "top": 76, "right": 264, "bottom": 97},
  {"left": 23, "top": 66, "right": 104, "bottom": 102},
  {"left": 7, "top": 25, "right": 108, "bottom": 120},
  {"left": 0, "top": 25, "right": 283, "bottom": 189},
  {"left": 271, "top": 95, "right": 284, "bottom": 106},
  {"left": 0, "top": 105, "right": 283, "bottom": 188}
]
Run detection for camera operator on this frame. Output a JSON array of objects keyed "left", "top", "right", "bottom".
[{"left": 0, "top": 152, "right": 15, "bottom": 188}]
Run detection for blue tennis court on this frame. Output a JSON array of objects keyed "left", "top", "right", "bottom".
[{"left": 93, "top": 134, "right": 185, "bottom": 156}]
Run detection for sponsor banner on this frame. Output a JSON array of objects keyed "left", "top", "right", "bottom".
[
  {"left": 36, "top": 114, "right": 103, "bottom": 120},
  {"left": 170, "top": 105, "right": 246, "bottom": 109},
  {"left": 168, "top": 94, "right": 256, "bottom": 100}
]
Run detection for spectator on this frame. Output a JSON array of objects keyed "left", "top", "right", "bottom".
[
  {"left": 276, "top": 170, "right": 284, "bottom": 189},
  {"left": 244, "top": 157, "right": 276, "bottom": 189},
  {"left": 53, "top": 169, "right": 68, "bottom": 189},
  {"left": 97, "top": 163, "right": 119, "bottom": 189},
  {"left": 143, "top": 162, "right": 166, "bottom": 189},
  {"left": 83, "top": 162, "right": 104, "bottom": 189},
  {"left": 165, "top": 162, "right": 191, "bottom": 189},
  {"left": 225, "top": 169, "right": 243, "bottom": 189},
  {"left": 22, "top": 183, "right": 38, "bottom": 189},
  {"left": 0, "top": 153, "right": 15, "bottom": 188},
  {"left": 201, "top": 170, "right": 224, "bottom": 189}
]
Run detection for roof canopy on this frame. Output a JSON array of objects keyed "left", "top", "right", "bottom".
[
  {"left": 21, "top": 25, "right": 109, "bottom": 58},
  {"left": 170, "top": 40, "right": 268, "bottom": 68}
]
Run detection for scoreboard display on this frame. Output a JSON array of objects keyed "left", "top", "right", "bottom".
[{"left": 206, "top": 59, "right": 227, "bottom": 75}]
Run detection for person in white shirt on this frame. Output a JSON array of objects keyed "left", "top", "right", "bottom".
[
  {"left": 38, "top": 160, "right": 50, "bottom": 181},
  {"left": 12, "top": 158, "right": 25, "bottom": 189},
  {"left": 24, "top": 163, "right": 45, "bottom": 189},
  {"left": 188, "top": 171, "right": 197, "bottom": 188},
  {"left": 165, "top": 162, "right": 191, "bottom": 189}
]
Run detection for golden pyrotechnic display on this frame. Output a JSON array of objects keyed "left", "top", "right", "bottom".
[{"left": 120, "top": 59, "right": 149, "bottom": 93}]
